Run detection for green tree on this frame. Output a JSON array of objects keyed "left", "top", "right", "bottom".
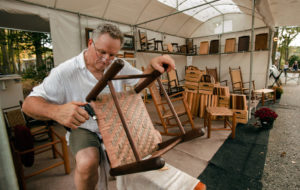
[
  {"left": 277, "top": 27, "right": 300, "bottom": 65},
  {"left": 0, "top": 28, "right": 53, "bottom": 80}
]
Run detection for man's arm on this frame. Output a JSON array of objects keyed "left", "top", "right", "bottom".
[{"left": 22, "top": 96, "right": 89, "bottom": 129}]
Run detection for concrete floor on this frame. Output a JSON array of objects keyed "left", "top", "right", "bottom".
[
  {"left": 261, "top": 80, "right": 300, "bottom": 190},
  {"left": 24, "top": 98, "right": 234, "bottom": 190},
  {"left": 23, "top": 76, "right": 300, "bottom": 190}
]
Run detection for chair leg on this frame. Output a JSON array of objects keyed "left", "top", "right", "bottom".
[
  {"left": 231, "top": 113, "right": 236, "bottom": 139},
  {"left": 61, "top": 138, "right": 71, "bottom": 174},
  {"left": 207, "top": 114, "right": 211, "bottom": 138},
  {"left": 183, "top": 99, "right": 195, "bottom": 130},
  {"left": 49, "top": 127, "right": 57, "bottom": 158}
]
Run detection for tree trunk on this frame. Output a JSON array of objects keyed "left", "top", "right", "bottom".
[
  {"left": 8, "top": 30, "right": 16, "bottom": 73},
  {"left": 32, "top": 33, "right": 44, "bottom": 69},
  {"left": 0, "top": 29, "right": 10, "bottom": 74}
]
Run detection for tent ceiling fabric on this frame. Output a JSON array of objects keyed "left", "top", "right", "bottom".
[
  {"left": 9, "top": 0, "right": 300, "bottom": 38},
  {"left": 256, "top": 0, "right": 300, "bottom": 27}
]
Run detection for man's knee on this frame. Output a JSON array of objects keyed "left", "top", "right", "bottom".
[{"left": 75, "top": 147, "right": 99, "bottom": 175}]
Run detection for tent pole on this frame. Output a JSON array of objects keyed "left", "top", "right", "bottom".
[
  {"left": 78, "top": 13, "right": 83, "bottom": 51},
  {"left": 219, "top": 15, "right": 225, "bottom": 81},
  {"left": 248, "top": 0, "right": 255, "bottom": 120},
  {"left": 265, "top": 27, "right": 273, "bottom": 88}
]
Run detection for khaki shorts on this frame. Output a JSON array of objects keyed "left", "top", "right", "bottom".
[{"left": 69, "top": 128, "right": 101, "bottom": 156}]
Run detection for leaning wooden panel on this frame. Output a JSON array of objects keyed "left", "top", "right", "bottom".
[
  {"left": 92, "top": 91, "right": 161, "bottom": 168},
  {"left": 255, "top": 33, "right": 268, "bottom": 51},
  {"left": 209, "top": 40, "right": 219, "bottom": 54},
  {"left": 199, "top": 41, "right": 209, "bottom": 55},
  {"left": 238, "top": 36, "right": 250, "bottom": 52},
  {"left": 224, "top": 38, "right": 236, "bottom": 53}
]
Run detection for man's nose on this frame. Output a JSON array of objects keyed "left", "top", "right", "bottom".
[{"left": 102, "top": 53, "right": 110, "bottom": 60}]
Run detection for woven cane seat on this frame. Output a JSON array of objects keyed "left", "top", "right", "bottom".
[{"left": 92, "top": 90, "right": 162, "bottom": 168}]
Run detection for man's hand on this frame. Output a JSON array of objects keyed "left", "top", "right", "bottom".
[
  {"left": 148, "top": 54, "right": 175, "bottom": 73},
  {"left": 53, "top": 101, "right": 90, "bottom": 129}
]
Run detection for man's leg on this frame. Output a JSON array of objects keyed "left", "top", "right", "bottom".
[
  {"left": 69, "top": 128, "right": 101, "bottom": 190},
  {"left": 74, "top": 147, "right": 99, "bottom": 190}
]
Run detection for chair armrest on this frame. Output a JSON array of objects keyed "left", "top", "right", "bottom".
[
  {"left": 168, "top": 91, "right": 184, "bottom": 98},
  {"left": 220, "top": 80, "right": 228, "bottom": 86},
  {"left": 148, "top": 38, "right": 156, "bottom": 42},
  {"left": 232, "top": 81, "right": 242, "bottom": 85}
]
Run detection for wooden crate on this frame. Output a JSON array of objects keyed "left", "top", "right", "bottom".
[
  {"left": 213, "top": 86, "right": 230, "bottom": 96},
  {"left": 230, "top": 94, "right": 247, "bottom": 110},
  {"left": 198, "top": 94, "right": 218, "bottom": 118},
  {"left": 199, "top": 83, "right": 215, "bottom": 94},
  {"left": 185, "top": 90, "right": 200, "bottom": 116},
  {"left": 218, "top": 96, "right": 230, "bottom": 108},
  {"left": 230, "top": 94, "right": 248, "bottom": 124},
  {"left": 232, "top": 109, "right": 248, "bottom": 124},
  {"left": 184, "top": 69, "right": 205, "bottom": 90}
]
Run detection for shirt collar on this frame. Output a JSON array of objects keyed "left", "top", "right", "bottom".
[{"left": 77, "top": 50, "right": 87, "bottom": 70}]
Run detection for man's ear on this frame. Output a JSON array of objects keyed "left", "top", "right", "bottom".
[{"left": 88, "top": 39, "right": 93, "bottom": 47}]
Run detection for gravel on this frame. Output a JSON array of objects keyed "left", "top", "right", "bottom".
[{"left": 261, "top": 83, "right": 300, "bottom": 190}]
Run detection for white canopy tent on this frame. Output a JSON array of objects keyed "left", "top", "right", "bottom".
[
  {"left": 0, "top": 0, "right": 300, "bottom": 88},
  {"left": 1, "top": 1, "right": 300, "bottom": 188}
]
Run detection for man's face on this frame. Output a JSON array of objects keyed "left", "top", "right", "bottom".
[{"left": 90, "top": 33, "right": 121, "bottom": 70}]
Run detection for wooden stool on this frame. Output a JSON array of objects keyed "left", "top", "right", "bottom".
[
  {"left": 154, "top": 40, "right": 164, "bottom": 51},
  {"left": 204, "top": 107, "right": 236, "bottom": 138},
  {"left": 254, "top": 89, "right": 276, "bottom": 106}
]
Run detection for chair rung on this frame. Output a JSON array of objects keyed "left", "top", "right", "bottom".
[
  {"left": 110, "top": 157, "right": 165, "bottom": 176},
  {"left": 24, "top": 161, "right": 64, "bottom": 179}
]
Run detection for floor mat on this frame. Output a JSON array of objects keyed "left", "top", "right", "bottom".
[{"left": 198, "top": 122, "right": 270, "bottom": 190}]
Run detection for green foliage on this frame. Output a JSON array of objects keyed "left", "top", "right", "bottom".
[
  {"left": 0, "top": 28, "right": 53, "bottom": 75},
  {"left": 22, "top": 64, "right": 50, "bottom": 82},
  {"left": 274, "top": 86, "right": 283, "bottom": 95},
  {"left": 288, "top": 55, "right": 300, "bottom": 67}
]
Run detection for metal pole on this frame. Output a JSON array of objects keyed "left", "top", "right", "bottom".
[
  {"left": 219, "top": 15, "right": 225, "bottom": 81},
  {"left": 78, "top": 13, "right": 83, "bottom": 51},
  {"left": 265, "top": 27, "right": 273, "bottom": 88},
  {"left": 0, "top": 110, "right": 19, "bottom": 190},
  {"left": 248, "top": 0, "right": 255, "bottom": 119},
  {"left": 135, "top": 0, "right": 221, "bottom": 26}
]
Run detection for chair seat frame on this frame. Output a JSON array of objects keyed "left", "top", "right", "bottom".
[{"left": 85, "top": 59, "right": 203, "bottom": 176}]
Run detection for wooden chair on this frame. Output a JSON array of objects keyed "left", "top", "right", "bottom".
[
  {"left": 206, "top": 67, "right": 228, "bottom": 86},
  {"left": 164, "top": 69, "right": 184, "bottom": 95},
  {"left": 3, "top": 107, "right": 70, "bottom": 189},
  {"left": 86, "top": 59, "right": 204, "bottom": 176},
  {"left": 138, "top": 30, "right": 155, "bottom": 50},
  {"left": 148, "top": 81, "right": 196, "bottom": 136},
  {"left": 229, "top": 66, "right": 255, "bottom": 94}
]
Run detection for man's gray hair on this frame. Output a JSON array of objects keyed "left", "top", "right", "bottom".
[{"left": 92, "top": 23, "right": 124, "bottom": 44}]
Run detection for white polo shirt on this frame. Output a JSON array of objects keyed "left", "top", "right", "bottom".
[{"left": 29, "top": 50, "right": 142, "bottom": 133}]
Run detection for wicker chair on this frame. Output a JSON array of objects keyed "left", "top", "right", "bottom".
[
  {"left": 3, "top": 107, "right": 70, "bottom": 190},
  {"left": 164, "top": 69, "right": 184, "bottom": 95},
  {"left": 86, "top": 59, "right": 203, "bottom": 176},
  {"left": 206, "top": 67, "right": 228, "bottom": 86},
  {"left": 229, "top": 66, "right": 255, "bottom": 94}
]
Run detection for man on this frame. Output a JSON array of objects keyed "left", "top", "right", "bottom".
[{"left": 22, "top": 23, "right": 175, "bottom": 190}]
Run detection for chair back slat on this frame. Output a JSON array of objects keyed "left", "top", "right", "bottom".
[
  {"left": 4, "top": 109, "right": 26, "bottom": 128},
  {"left": 206, "top": 67, "right": 218, "bottom": 83}
]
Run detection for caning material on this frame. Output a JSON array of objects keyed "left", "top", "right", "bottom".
[{"left": 92, "top": 90, "right": 161, "bottom": 168}]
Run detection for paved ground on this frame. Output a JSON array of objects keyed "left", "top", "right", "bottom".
[
  {"left": 261, "top": 81, "right": 300, "bottom": 190},
  {"left": 22, "top": 76, "right": 300, "bottom": 189}
]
